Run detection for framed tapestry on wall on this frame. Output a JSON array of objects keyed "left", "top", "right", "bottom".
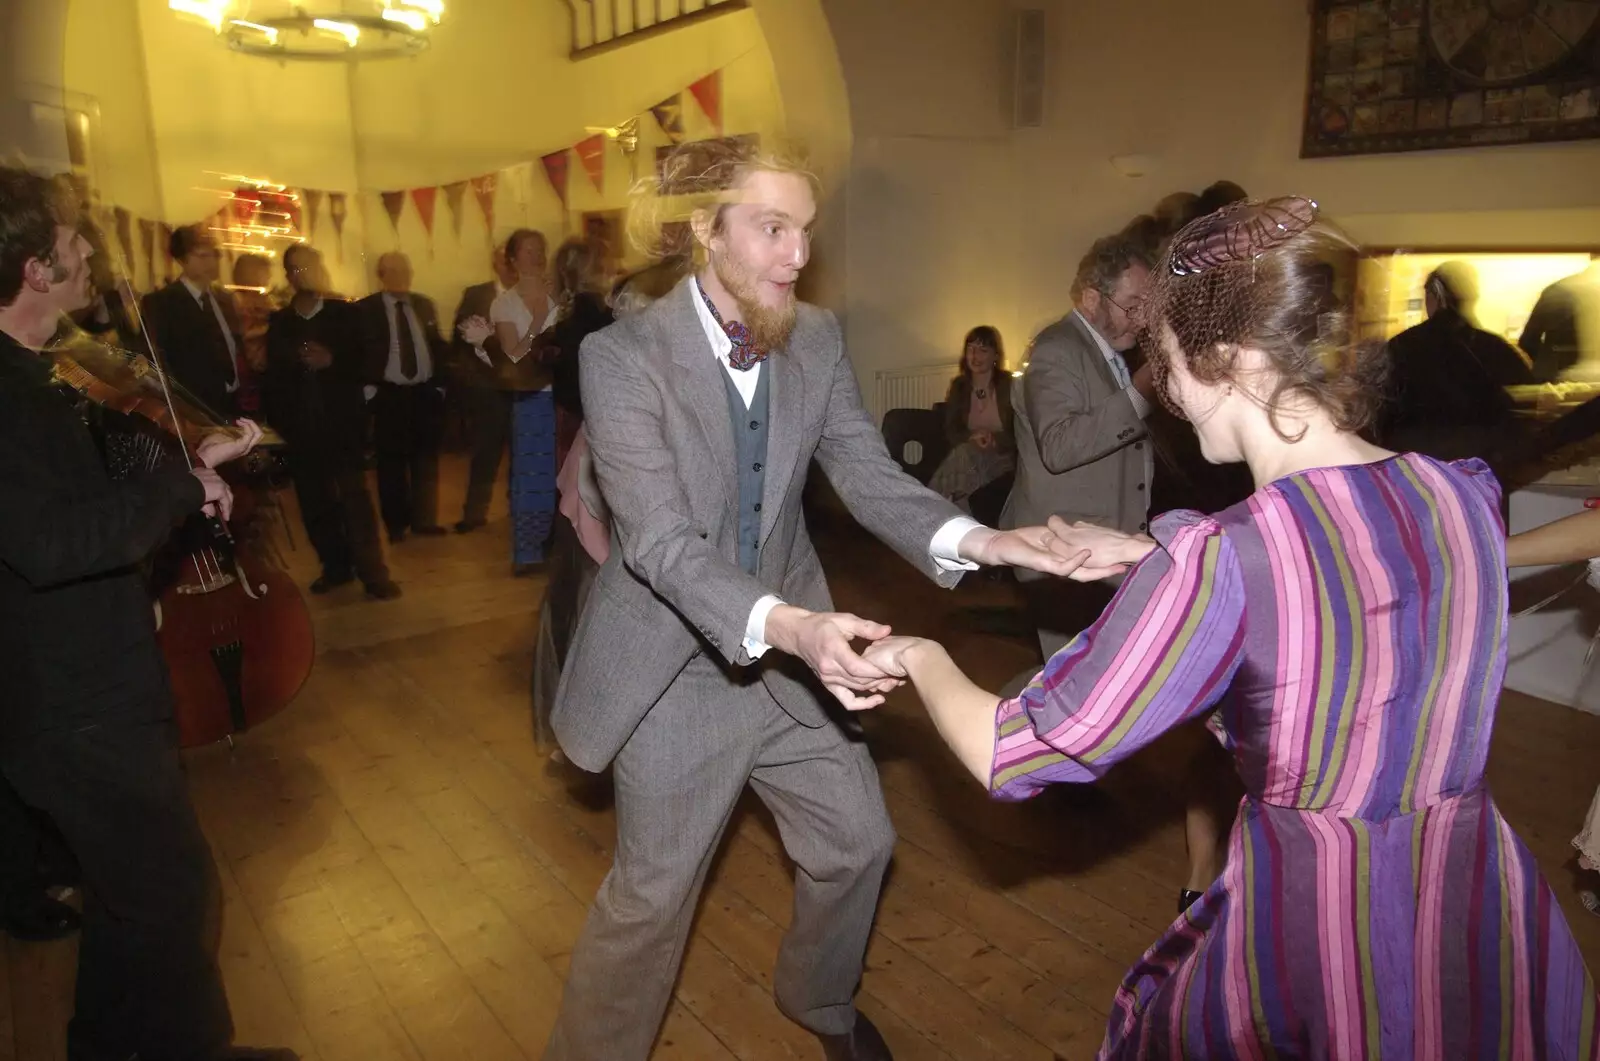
[{"left": 1301, "top": 0, "right": 1600, "bottom": 158}]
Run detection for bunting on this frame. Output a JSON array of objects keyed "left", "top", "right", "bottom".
[
  {"left": 650, "top": 94, "right": 685, "bottom": 143},
  {"left": 201, "top": 66, "right": 737, "bottom": 256},
  {"left": 380, "top": 190, "right": 406, "bottom": 233},
  {"left": 328, "top": 192, "right": 348, "bottom": 261},
  {"left": 540, "top": 150, "right": 570, "bottom": 209},
  {"left": 303, "top": 188, "right": 324, "bottom": 239},
  {"left": 575, "top": 134, "right": 606, "bottom": 194},
  {"left": 689, "top": 71, "right": 722, "bottom": 134},
  {"left": 470, "top": 173, "right": 497, "bottom": 235},
  {"left": 443, "top": 180, "right": 468, "bottom": 238},
  {"left": 411, "top": 186, "right": 437, "bottom": 238}
]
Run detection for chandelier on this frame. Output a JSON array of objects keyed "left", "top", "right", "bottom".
[{"left": 168, "top": 1, "right": 445, "bottom": 60}]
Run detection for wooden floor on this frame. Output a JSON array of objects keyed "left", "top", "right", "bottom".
[{"left": 4, "top": 456, "right": 1599, "bottom": 1061}]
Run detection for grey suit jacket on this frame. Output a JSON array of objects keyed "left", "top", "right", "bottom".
[
  {"left": 553, "top": 277, "right": 965, "bottom": 771},
  {"left": 1001, "top": 312, "right": 1150, "bottom": 569}
]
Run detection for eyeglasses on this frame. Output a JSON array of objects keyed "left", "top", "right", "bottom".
[{"left": 1103, "top": 293, "right": 1144, "bottom": 318}]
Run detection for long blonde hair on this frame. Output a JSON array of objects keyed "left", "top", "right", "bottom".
[{"left": 626, "top": 136, "right": 819, "bottom": 267}]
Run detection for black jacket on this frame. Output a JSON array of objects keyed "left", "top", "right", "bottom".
[
  {"left": 1381, "top": 309, "right": 1533, "bottom": 461},
  {"left": 140, "top": 279, "right": 242, "bottom": 420},
  {"left": 262, "top": 297, "right": 367, "bottom": 454},
  {"left": 549, "top": 293, "right": 615, "bottom": 421},
  {"left": 0, "top": 328, "right": 204, "bottom": 739},
  {"left": 356, "top": 291, "right": 446, "bottom": 385}
]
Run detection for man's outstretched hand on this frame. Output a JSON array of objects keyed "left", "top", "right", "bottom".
[
  {"left": 764, "top": 604, "right": 903, "bottom": 710},
  {"left": 957, "top": 525, "right": 1121, "bottom": 580}
]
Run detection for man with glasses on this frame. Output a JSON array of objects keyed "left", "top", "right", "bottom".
[{"left": 1002, "top": 232, "right": 1156, "bottom": 658}]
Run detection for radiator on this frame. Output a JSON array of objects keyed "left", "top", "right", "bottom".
[{"left": 871, "top": 361, "right": 959, "bottom": 424}]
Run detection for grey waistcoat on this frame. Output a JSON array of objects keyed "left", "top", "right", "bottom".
[{"left": 719, "top": 363, "right": 771, "bottom": 576}]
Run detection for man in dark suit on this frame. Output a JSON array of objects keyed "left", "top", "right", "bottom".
[
  {"left": 450, "top": 245, "right": 517, "bottom": 532},
  {"left": 358, "top": 252, "right": 446, "bottom": 542},
  {"left": 264, "top": 244, "right": 399, "bottom": 600},
  {"left": 140, "top": 225, "right": 241, "bottom": 418}
]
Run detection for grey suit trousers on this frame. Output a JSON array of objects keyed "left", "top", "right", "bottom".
[{"left": 543, "top": 656, "right": 897, "bottom": 1060}]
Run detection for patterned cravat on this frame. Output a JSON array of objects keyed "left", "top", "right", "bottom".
[{"left": 698, "top": 282, "right": 768, "bottom": 371}]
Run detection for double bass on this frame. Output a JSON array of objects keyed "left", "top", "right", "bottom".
[{"left": 48, "top": 327, "right": 315, "bottom": 748}]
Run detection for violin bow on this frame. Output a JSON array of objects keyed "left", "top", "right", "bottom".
[{"left": 105, "top": 240, "right": 245, "bottom": 593}]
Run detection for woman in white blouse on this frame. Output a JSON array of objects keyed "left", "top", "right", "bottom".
[{"left": 490, "top": 229, "right": 562, "bottom": 574}]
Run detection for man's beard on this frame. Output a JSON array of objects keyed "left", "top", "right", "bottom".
[{"left": 713, "top": 254, "right": 797, "bottom": 351}]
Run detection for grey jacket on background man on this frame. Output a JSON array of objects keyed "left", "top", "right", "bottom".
[
  {"left": 552, "top": 278, "right": 965, "bottom": 772},
  {"left": 1001, "top": 311, "right": 1150, "bottom": 577}
]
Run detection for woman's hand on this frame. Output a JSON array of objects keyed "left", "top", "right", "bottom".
[
  {"left": 196, "top": 419, "right": 264, "bottom": 469},
  {"left": 1045, "top": 516, "right": 1156, "bottom": 578},
  {"left": 860, "top": 635, "right": 935, "bottom": 680}
]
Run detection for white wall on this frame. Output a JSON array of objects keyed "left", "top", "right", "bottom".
[
  {"left": 1016, "top": 0, "right": 1600, "bottom": 337},
  {"left": 819, "top": 0, "right": 1600, "bottom": 390}
]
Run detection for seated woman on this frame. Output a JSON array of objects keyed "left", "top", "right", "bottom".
[
  {"left": 928, "top": 326, "right": 1015, "bottom": 515},
  {"left": 863, "top": 198, "right": 1600, "bottom": 1059}
]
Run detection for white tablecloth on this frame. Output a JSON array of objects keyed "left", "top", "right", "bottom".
[{"left": 1506, "top": 483, "right": 1600, "bottom": 714}]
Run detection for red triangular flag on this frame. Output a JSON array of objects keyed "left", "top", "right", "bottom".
[
  {"left": 380, "top": 190, "right": 406, "bottom": 233},
  {"left": 689, "top": 71, "right": 722, "bottom": 134},
  {"left": 302, "top": 189, "right": 324, "bottom": 239},
  {"left": 470, "top": 173, "right": 497, "bottom": 235},
  {"left": 410, "top": 187, "right": 437, "bottom": 238},
  {"left": 443, "top": 181, "right": 467, "bottom": 238},
  {"left": 575, "top": 135, "right": 606, "bottom": 194},
  {"left": 329, "top": 192, "right": 348, "bottom": 262},
  {"left": 540, "top": 150, "right": 570, "bottom": 208}
]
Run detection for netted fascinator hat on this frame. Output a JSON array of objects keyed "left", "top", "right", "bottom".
[{"left": 1139, "top": 196, "right": 1383, "bottom": 433}]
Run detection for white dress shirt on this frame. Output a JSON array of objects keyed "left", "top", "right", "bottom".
[
  {"left": 490, "top": 287, "right": 560, "bottom": 392},
  {"left": 1074, "top": 309, "right": 1154, "bottom": 495},
  {"left": 686, "top": 278, "right": 982, "bottom": 656},
  {"left": 381, "top": 291, "right": 433, "bottom": 384},
  {"left": 180, "top": 275, "right": 240, "bottom": 393}
]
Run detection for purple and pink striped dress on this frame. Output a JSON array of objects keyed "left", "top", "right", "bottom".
[{"left": 993, "top": 454, "right": 1600, "bottom": 1059}]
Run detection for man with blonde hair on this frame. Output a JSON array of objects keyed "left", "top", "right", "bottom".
[{"left": 544, "top": 139, "right": 1088, "bottom": 1060}]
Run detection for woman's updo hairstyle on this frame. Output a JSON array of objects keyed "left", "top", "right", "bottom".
[{"left": 1141, "top": 196, "right": 1388, "bottom": 441}]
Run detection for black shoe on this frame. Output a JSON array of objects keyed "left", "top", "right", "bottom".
[
  {"left": 387, "top": 527, "right": 408, "bottom": 545},
  {"left": 1178, "top": 888, "right": 1204, "bottom": 914},
  {"left": 411, "top": 524, "right": 447, "bottom": 537},
  {"left": 2, "top": 895, "right": 81, "bottom": 942},
  {"left": 818, "top": 1013, "right": 892, "bottom": 1061},
  {"left": 364, "top": 580, "right": 403, "bottom": 601},
  {"left": 454, "top": 518, "right": 486, "bottom": 534},
  {"left": 512, "top": 561, "right": 543, "bottom": 578},
  {"left": 309, "top": 572, "right": 356, "bottom": 595}
]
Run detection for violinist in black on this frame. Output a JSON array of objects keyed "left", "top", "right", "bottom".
[{"left": 0, "top": 166, "right": 296, "bottom": 1061}]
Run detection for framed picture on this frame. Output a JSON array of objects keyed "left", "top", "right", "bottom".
[{"left": 1302, "top": 0, "right": 1600, "bottom": 158}]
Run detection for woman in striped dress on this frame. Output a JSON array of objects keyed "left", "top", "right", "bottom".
[{"left": 866, "top": 200, "right": 1600, "bottom": 1059}]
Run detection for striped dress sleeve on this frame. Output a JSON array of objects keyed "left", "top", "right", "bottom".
[{"left": 991, "top": 510, "right": 1247, "bottom": 800}]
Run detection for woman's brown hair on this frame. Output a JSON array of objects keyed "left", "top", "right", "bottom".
[{"left": 1142, "top": 197, "right": 1387, "bottom": 441}]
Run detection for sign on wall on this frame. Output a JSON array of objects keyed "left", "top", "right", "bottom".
[{"left": 1301, "top": 0, "right": 1600, "bottom": 158}]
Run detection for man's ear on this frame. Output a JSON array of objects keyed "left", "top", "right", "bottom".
[
  {"left": 1079, "top": 287, "right": 1102, "bottom": 317},
  {"left": 21, "top": 256, "right": 56, "bottom": 293}
]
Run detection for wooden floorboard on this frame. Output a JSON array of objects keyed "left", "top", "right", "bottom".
[{"left": 6, "top": 456, "right": 1599, "bottom": 1060}]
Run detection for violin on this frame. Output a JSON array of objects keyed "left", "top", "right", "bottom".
[{"left": 50, "top": 322, "right": 315, "bottom": 749}]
